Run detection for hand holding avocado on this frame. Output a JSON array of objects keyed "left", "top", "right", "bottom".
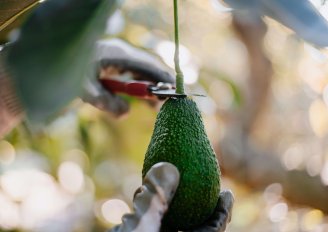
[
  {"left": 109, "top": 162, "right": 234, "bottom": 232},
  {"left": 1, "top": 1, "right": 235, "bottom": 231}
]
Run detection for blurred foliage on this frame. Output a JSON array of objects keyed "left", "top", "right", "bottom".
[
  {"left": 1, "top": 0, "right": 328, "bottom": 232},
  {"left": 5, "top": 0, "right": 118, "bottom": 122}
]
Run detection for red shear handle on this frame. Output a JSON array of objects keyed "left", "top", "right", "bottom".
[{"left": 100, "top": 79, "right": 154, "bottom": 98}]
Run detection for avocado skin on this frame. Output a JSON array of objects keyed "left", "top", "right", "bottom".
[{"left": 142, "top": 98, "right": 220, "bottom": 231}]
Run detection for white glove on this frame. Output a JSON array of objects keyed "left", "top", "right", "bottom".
[{"left": 108, "top": 162, "right": 234, "bottom": 232}]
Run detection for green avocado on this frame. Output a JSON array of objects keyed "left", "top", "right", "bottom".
[{"left": 142, "top": 97, "right": 220, "bottom": 231}]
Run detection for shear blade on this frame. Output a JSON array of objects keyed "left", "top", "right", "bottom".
[{"left": 151, "top": 89, "right": 187, "bottom": 98}]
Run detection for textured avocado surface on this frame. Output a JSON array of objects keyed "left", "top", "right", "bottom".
[{"left": 142, "top": 97, "right": 220, "bottom": 231}]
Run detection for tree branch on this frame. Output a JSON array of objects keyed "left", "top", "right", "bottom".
[
  {"left": 219, "top": 129, "right": 328, "bottom": 213},
  {"left": 218, "top": 13, "right": 328, "bottom": 213}
]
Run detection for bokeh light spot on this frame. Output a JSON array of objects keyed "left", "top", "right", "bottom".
[
  {"left": 320, "top": 161, "right": 328, "bottom": 185},
  {"left": 282, "top": 144, "right": 305, "bottom": 170},
  {"left": 306, "top": 155, "right": 322, "bottom": 176},
  {"left": 0, "top": 169, "right": 54, "bottom": 201},
  {"left": 20, "top": 183, "right": 70, "bottom": 230},
  {"left": 155, "top": 41, "right": 191, "bottom": 68},
  {"left": 301, "top": 209, "right": 324, "bottom": 231},
  {"left": 309, "top": 100, "right": 328, "bottom": 138},
  {"left": 0, "top": 191, "right": 20, "bottom": 230},
  {"left": 101, "top": 199, "right": 130, "bottom": 224},
  {"left": 0, "top": 140, "right": 16, "bottom": 165},
  {"left": 263, "top": 183, "right": 283, "bottom": 204},
  {"left": 182, "top": 65, "right": 199, "bottom": 84},
  {"left": 268, "top": 202, "right": 288, "bottom": 222},
  {"left": 58, "top": 161, "right": 85, "bottom": 194}
]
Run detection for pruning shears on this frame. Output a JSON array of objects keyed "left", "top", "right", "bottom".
[{"left": 100, "top": 79, "right": 187, "bottom": 99}]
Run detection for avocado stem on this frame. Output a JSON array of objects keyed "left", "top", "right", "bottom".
[{"left": 174, "top": 0, "right": 185, "bottom": 95}]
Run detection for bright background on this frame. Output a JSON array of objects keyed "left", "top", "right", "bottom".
[{"left": 1, "top": 0, "right": 328, "bottom": 231}]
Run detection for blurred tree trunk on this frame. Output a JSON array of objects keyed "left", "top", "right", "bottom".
[{"left": 218, "top": 13, "right": 328, "bottom": 213}]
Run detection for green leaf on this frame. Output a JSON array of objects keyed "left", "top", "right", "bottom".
[{"left": 4, "top": 0, "right": 118, "bottom": 122}]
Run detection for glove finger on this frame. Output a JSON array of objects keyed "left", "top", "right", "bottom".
[
  {"left": 218, "top": 190, "right": 234, "bottom": 224},
  {"left": 141, "top": 162, "right": 180, "bottom": 202},
  {"left": 92, "top": 92, "right": 129, "bottom": 117},
  {"left": 85, "top": 91, "right": 129, "bottom": 117},
  {"left": 109, "top": 162, "right": 180, "bottom": 232},
  {"left": 82, "top": 80, "right": 130, "bottom": 117},
  {"left": 188, "top": 190, "right": 234, "bottom": 232}
]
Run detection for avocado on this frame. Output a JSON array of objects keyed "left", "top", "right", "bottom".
[{"left": 142, "top": 97, "right": 220, "bottom": 231}]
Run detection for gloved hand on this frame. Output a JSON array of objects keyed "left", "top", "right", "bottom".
[
  {"left": 221, "top": 0, "right": 328, "bottom": 47},
  {"left": 81, "top": 39, "right": 174, "bottom": 117},
  {"left": 1, "top": 0, "right": 120, "bottom": 122},
  {"left": 0, "top": 0, "right": 174, "bottom": 136},
  {"left": 109, "top": 162, "right": 234, "bottom": 232}
]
